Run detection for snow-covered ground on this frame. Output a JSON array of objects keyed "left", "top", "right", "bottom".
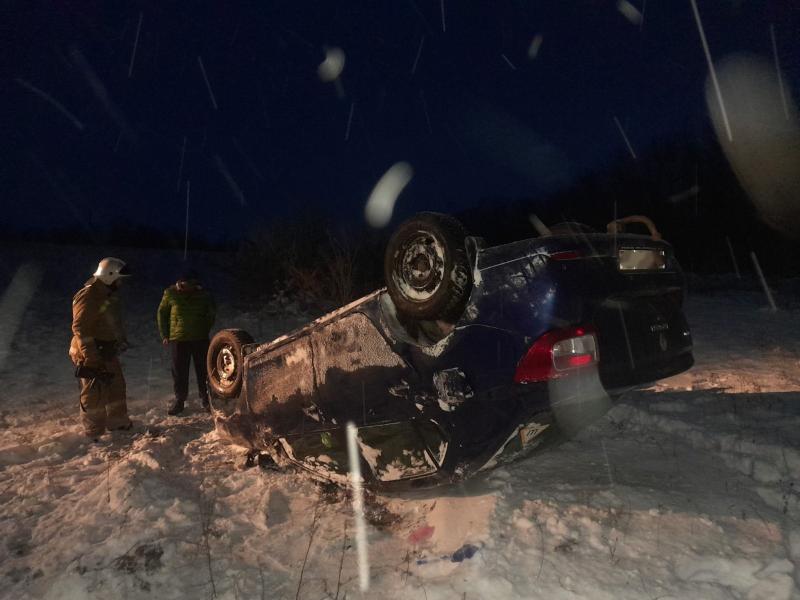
[{"left": 1, "top": 247, "right": 799, "bottom": 599}]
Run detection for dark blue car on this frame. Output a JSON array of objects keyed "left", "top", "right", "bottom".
[{"left": 207, "top": 213, "right": 693, "bottom": 488}]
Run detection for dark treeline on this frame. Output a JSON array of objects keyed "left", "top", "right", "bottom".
[
  {"left": 457, "top": 132, "right": 800, "bottom": 278},
  {"left": 214, "top": 128, "right": 800, "bottom": 306},
  {"left": 1, "top": 222, "right": 236, "bottom": 252},
  {"left": 5, "top": 130, "right": 799, "bottom": 307},
  {"left": 233, "top": 212, "right": 389, "bottom": 309}
]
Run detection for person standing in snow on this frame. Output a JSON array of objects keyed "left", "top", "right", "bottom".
[
  {"left": 157, "top": 269, "right": 216, "bottom": 415},
  {"left": 69, "top": 257, "right": 133, "bottom": 439}
]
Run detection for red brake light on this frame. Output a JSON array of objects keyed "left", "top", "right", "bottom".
[
  {"left": 549, "top": 250, "right": 583, "bottom": 261},
  {"left": 514, "top": 325, "right": 598, "bottom": 384},
  {"left": 563, "top": 354, "right": 593, "bottom": 368}
]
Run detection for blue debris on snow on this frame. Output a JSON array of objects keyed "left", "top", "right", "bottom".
[
  {"left": 416, "top": 543, "right": 481, "bottom": 566},
  {"left": 451, "top": 543, "right": 480, "bottom": 562}
]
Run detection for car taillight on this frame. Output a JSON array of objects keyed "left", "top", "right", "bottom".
[
  {"left": 514, "top": 326, "right": 599, "bottom": 383},
  {"left": 548, "top": 250, "right": 584, "bottom": 261}
]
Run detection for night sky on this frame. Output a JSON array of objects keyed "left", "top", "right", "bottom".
[{"left": 2, "top": 1, "right": 798, "bottom": 242}]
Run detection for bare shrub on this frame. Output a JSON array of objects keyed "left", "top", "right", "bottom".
[
  {"left": 286, "top": 265, "right": 325, "bottom": 307},
  {"left": 322, "top": 227, "right": 359, "bottom": 307},
  {"left": 235, "top": 215, "right": 386, "bottom": 310}
]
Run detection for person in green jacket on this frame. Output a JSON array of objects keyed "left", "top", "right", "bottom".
[{"left": 157, "top": 269, "right": 216, "bottom": 415}]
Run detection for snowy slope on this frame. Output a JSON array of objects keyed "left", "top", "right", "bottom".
[{"left": 1, "top": 248, "right": 799, "bottom": 599}]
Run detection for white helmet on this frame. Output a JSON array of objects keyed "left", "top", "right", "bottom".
[{"left": 93, "top": 257, "right": 131, "bottom": 285}]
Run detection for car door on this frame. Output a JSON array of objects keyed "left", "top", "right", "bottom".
[
  {"left": 311, "top": 312, "right": 446, "bottom": 482},
  {"left": 311, "top": 312, "right": 413, "bottom": 425},
  {"left": 244, "top": 335, "right": 318, "bottom": 436}
]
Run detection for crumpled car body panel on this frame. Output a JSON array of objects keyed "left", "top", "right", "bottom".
[{"left": 214, "top": 233, "right": 693, "bottom": 488}]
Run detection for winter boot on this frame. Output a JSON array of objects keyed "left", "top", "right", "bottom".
[{"left": 168, "top": 398, "right": 185, "bottom": 416}]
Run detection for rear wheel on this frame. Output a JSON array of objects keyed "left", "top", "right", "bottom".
[
  {"left": 384, "top": 212, "right": 472, "bottom": 322},
  {"left": 207, "top": 329, "right": 254, "bottom": 399}
]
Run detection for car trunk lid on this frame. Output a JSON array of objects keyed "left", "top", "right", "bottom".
[
  {"left": 543, "top": 233, "right": 693, "bottom": 388},
  {"left": 475, "top": 232, "right": 693, "bottom": 389}
]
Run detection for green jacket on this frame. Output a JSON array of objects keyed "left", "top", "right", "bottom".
[{"left": 157, "top": 284, "right": 216, "bottom": 342}]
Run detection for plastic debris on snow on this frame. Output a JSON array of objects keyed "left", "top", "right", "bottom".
[{"left": 416, "top": 543, "right": 482, "bottom": 565}]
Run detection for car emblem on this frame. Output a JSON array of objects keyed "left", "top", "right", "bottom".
[{"left": 659, "top": 332, "right": 668, "bottom": 351}]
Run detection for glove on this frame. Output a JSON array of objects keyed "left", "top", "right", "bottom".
[{"left": 75, "top": 364, "right": 114, "bottom": 383}]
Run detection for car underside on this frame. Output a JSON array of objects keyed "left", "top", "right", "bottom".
[{"left": 207, "top": 213, "right": 693, "bottom": 489}]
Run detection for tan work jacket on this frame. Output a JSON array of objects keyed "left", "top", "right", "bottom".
[{"left": 69, "top": 277, "right": 126, "bottom": 367}]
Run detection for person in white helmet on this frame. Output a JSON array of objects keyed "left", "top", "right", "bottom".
[{"left": 69, "top": 257, "right": 133, "bottom": 439}]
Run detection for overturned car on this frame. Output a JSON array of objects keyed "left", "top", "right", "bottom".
[{"left": 207, "top": 213, "right": 693, "bottom": 488}]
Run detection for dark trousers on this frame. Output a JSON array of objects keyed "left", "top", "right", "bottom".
[{"left": 170, "top": 340, "right": 210, "bottom": 404}]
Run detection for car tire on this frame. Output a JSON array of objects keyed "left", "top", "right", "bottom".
[
  {"left": 207, "top": 329, "right": 254, "bottom": 399},
  {"left": 384, "top": 212, "right": 472, "bottom": 322}
]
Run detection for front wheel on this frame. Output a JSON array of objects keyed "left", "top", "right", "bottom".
[
  {"left": 384, "top": 212, "right": 472, "bottom": 322},
  {"left": 207, "top": 329, "right": 254, "bottom": 399}
]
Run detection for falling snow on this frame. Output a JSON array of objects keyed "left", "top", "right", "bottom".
[
  {"left": 317, "top": 47, "right": 346, "bottom": 83},
  {"left": 197, "top": 56, "right": 218, "bottom": 110},
  {"left": 364, "top": 162, "right": 413, "bottom": 228},
  {"left": 616, "top": 0, "right": 643, "bottom": 26},
  {"left": 213, "top": 155, "right": 246, "bottom": 207},
  {"left": 127, "top": 12, "right": 143, "bottom": 78},
  {"left": 527, "top": 34, "right": 544, "bottom": 60},
  {"left": 411, "top": 36, "right": 425, "bottom": 75},
  {"left": 613, "top": 116, "right": 637, "bottom": 160},
  {"left": 3, "top": 2, "right": 800, "bottom": 598},
  {"left": 690, "top": 0, "right": 732, "bottom": 142},
  {"left": 14, "top": 79, "right": 85, "bottom": 132}
]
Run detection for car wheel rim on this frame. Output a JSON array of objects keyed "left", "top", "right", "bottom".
[
  {"left": 397, "top": 233, "right": 446, "bottom": 302},
  {"left": 216, "top": 346, "right": 237, "bottom": 387}
]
